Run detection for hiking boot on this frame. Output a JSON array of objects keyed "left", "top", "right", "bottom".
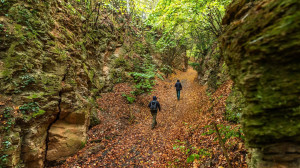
[{"left": 151, "top": 122, "right": 157, "bottom": 129}]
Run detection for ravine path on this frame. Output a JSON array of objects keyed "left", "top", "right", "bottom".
[{"left": 55, "top": 68, "right": 246, "bottom": 168}]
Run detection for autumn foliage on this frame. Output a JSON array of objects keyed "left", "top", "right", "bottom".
[{"left": 55, "top": 68, "right": 246, "bottom": 168}]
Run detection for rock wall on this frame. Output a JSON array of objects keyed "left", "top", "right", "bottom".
[
  {"left": 221, "top": 0, "right": 300, "bottom": 167},
  {"left": 0, "top": 0, "right": 131, "bottom": 167},
  {"left": 195, "top": 44, "right": 230, "bottom": 93}
]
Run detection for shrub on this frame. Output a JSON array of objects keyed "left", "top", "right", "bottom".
[
  {"left": 160, "top": 64, "right": 173, "bottom": 77},
  {"left": 129, "top": 72, "right": 155, "bottom": 95},
  {"left": 130, "top": 54, "right": 157, "bottom": 95}
]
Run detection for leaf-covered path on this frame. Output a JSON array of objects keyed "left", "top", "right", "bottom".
[{"left": 56, "top": 68, "right": 246, "bottom": 168}]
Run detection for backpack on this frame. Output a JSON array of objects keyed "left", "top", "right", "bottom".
[{"left": 150, "top": 100, "right": 157, "bottom": 110}]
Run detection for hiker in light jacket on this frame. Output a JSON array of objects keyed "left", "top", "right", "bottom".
[
  {"left": 148, "top": 96, "right": 161, "bottom": 129},
  {"left": 175, "top": 80, "right": 182, "bottom": 100}
]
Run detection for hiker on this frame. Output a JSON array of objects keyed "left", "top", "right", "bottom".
[
  {"left": 148, "top": 96, "right": 161, "bottom": 129},
  {"left": 175, "top": 80, "right": 182, "bottom": 100}
]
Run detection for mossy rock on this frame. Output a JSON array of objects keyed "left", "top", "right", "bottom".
[
  {"left": 222, "top": 0, "right": 300, "bottom": 146},
  {"left": 89, "top": 108, "right": 100, "bottom": 129},
  {"left": 225, "top": 86, "right": 246, "bottom": 123}
]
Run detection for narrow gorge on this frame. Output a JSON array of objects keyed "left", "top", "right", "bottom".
[{"left": 0, "top": 0, "right": 299, "bottom": 167}]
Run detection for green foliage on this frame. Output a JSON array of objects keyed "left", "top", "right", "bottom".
[
  {"left": 8, "top": 4, "right": 44, "bottom": 39},
  {"left": 20, "top": 74, "right": 36, "bottom": 88},
  {"left": 146, "top": 0, "right": 229, "bottom": 49},
  {"left": 122, "top": 93, "right": 136, "bottom": 104},
  {"left": 160, "top": 64, "right": 172, "bottom": 76},
  {"left": 225, "top": 87, "right": 245, "bottom": 123},
  {"left": 130, "top": 54, "right": 157, "bottom": 95},
  {"left": 173, "top": 139, "right": 211, "bottom": 164},
  {"left": 3, "top": 107, "right": 12, "bottom": 119},
  {"left": 19, "top": 102, "right": 45, "bottom": 118},
  {"left": 110, "top": 68, "right": 125, "bottom": 84},
  {"left": 133, "top": 41, "right": 146, "bottom": 54},
  {"left": 173, "top": 140, "right": 189, "bottom": 155},
  {"left": 225, "top": 108, "right": 241, "bottom": 123},
  {"left": 32, "top": 109, "right": 46, "bottom": 118},
  {"left": 186, "top": 153, "right": 200, "bottom": 163},
  {"left": 114, "top": 57, "right": 130, "bottom": 70},
  {"left": 0, "top": 107, "right": 14, "bottom": 133},
  {"left": 130, "top": 71, "right": 155, "bottom": 95},
  {"left": 0, "top": 154, "right": 9, "bottom": 167},
  {"left": 202, "top": 124, "right": 245, "bottom": 142},
  {"left": 156, "top": 73, "right": 164, "bottom": 80},
  {"left": 186, "top": 149, "right": 210, "bottom": 163},
  {"left": 0, "top": 107, "right": 15, "bottom": 167},
  {"left": 3, "top": 141, "right": 11, "bottom": 149},
  {"left": 11, "top": 74, "right": 36, "bottom": 93},
  {"left": 26, "top": 93, "right": 44, "bottom": 100},
  {"left": 218, "top": 125, "right": 244, "bottom": 142},
  {"left": 189, "top": 62, "right": 201, "bottom": 72},
  {"left": 143, "top": 0, "right": 232, "bottom": 76}
]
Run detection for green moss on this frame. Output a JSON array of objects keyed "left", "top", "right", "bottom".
[
  {"left": 91, "top": 88, "right": 99, "bottom": 95},
  {"left": 40, "top": 74, "right": 61, "bottom": 93},
  {"left": 113, "top": 57, "right": 131, "bottom": 71},
  {"left": 68, "top": 79, "right": 77, "bottom": 86},
  {"left": 33, "top": 39, "right": 43, "bottom": 49},
  {"left": 94, "top": 78, "right": 105, "bottom": 90},
  {"left": 225, "top": 86, "right": 245, "bottom": 123},
  {"left": 47, "top": 40, "right": 55, "bottom": 46},
  {"left": 26, "top": 92, "right": 45, "bottom": 100},
  {"left": 83, "top": 63, "right": 94, "bottom": 82},
  {"left": 51, "top": 45, "right": 69, "bottom": 61},
  {"left": 32, "top": 109, "right": 46, "bottom": 118},
  {"left": 222, "top": 0, "right": 300, "bottom": 147},
  {"left": 89, "top": 108, "right": 100, "bottom": 128},
  {"left": 65, "top": 29, "right": 74, "bottom": 41},
  {"left": 7, "top": 42, "right": 18, "bottom": 58},
  {"left": 1, "top": 69, "right": 12, "bottom": 79}
]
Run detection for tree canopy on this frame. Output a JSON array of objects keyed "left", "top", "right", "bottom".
[{"left": 144, "top": 0, "right": 231, "bottom": 59}]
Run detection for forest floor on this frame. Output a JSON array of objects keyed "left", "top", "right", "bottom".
[{"left": 54, "top": 68, "right": 247, "bottom": 168}]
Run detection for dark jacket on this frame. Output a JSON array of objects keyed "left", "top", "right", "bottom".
[
  {"left": 148, "top": 96, "right": 161, "bottom": 111},
  {"left": 175, "top": 81, "right": 182, "bottom": 91}
]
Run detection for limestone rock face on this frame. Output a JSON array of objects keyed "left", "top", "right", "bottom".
[
  {"left": 46, "top": 93, "right": 90, "bottom": 163},
  {"left": 0, "top": 0, "right": 121, "bottom": 167},
  {"left": 221, "top": 0, "right": 300, "bottom": 167},
  {"left": 21, "top": 124, "right": 49, "bottom": 168},
  {"left": 46, "top": 121, "right": 87, "bottom": 162}
]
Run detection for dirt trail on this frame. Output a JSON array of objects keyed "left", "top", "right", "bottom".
[
  {"left": 98, "top": 68, "right": 207, "bottom": 167},
  {"left": 57, "top": 68, "right": 244, "bottom": 168}
]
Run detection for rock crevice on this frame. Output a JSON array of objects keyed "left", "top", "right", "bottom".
[{"left": 44, "top": 66, "right": 68, "bottom": 167}]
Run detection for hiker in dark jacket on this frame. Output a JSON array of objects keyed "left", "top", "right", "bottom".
[
  {"left": 175, "top": 80, "right": 182, "bottom": 100},
  {"left": 148, "top": 96, "right": 161, "bottom": 129}
]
